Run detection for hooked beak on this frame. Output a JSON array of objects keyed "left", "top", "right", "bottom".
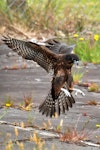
[{"left": 74, "top": 60, "right": 79, "bottom": 65}]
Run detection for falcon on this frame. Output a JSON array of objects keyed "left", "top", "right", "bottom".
[{"left": 2, "top": 36, "right": 85, "bottom": 117}]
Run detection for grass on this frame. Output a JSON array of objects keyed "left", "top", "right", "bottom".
[
  {"left": 1, "top": 0, "right": 100, "bottom": 32},
  {"left": 3, "top": 117, "right": 91, "bottom": 149},
  {"left": 0, "top": 2, "right": 100, "bottom": 147},
  {"left": 87, "top": 100, "right": 99, "bottom": 106},
  {"left": 0, "top": 107, "right": 8, "bottom": 120},
  {"left": 73, "top": 68, "right": 84, "bottom": 84},
  {"left": 73, "top": 34, "right": 100, "bottom": 64},
  {"left": 4, "top": 96, "right": 14, "bottom": 108},
  {"left": 1, "top": 95, "right": 34, "bottom": 111},
  {"left": 19, "top": 95, "right": 34, "bottom": 111},
  {"left": 59, "top": 117, "right": 90, "bottom": 143},
  {"left": 0, "top": 0, "right": 100, "bottom": 63},
  {"left": 30, "top": 132, "right": 45, "bottom": 150},
  {"left": 60, "top": 127, "right": 87, "bottom": 143},
  {"left": 88, "top": 82, "right": 99, "bottom": 92},
  {"left": 0, "top": 99, "right": 98, "bottom": 149}
]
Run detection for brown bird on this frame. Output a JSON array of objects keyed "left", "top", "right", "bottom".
[{"left": 2, "top": 36, "right": 84, "bottom": 117}]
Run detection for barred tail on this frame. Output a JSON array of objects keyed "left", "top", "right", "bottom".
[{"left": 39, "top": 89, "right": 75, "bottom": 117}]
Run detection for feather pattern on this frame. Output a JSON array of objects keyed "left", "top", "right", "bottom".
[
  {"left": 2, "top": 36, "right": 80, "bottom": 117},
  {"left": 39, "top": 87, "right": 75, "bottom": 117},
  {"left": 45, "top": 39, "right": 75, "bottom": 54},
  {"left": 3, "top": 36, "right": 57, "bottom": 72}
]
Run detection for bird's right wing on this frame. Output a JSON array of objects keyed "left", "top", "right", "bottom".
[{"left": 2, "top": 36, "right": 58, "bottom": 72}]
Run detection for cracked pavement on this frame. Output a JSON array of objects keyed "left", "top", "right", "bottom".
[{"left": 0, "top": 38, "right": 100, "bottom": 150}]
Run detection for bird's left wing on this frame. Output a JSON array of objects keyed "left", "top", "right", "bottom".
[
  {"left": 44, "top": 39, "right": 75, "bottom": 54},
  {"left": 2, "top": 36, "right": 58, "bottom": 72}
]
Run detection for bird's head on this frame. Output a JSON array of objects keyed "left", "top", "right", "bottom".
[
  {"left": 64, "top": 53, "right": 79, "bottom": 62},
  {"left": 63, "top": 53, "right": 80, "bottom": 69}
]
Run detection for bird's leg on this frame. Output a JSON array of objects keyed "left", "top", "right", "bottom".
[
  {"left": 61, "top": 88, "right": 71, "bottom": 97},
  {"left": 69, "top": 88, "right": 85, "bottom": 96}
]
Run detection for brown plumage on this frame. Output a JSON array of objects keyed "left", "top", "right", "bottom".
[{"left": 2, "top": 36, "right": 79, "bottom": 117}]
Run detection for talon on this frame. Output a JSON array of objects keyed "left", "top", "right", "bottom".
[
  {"left": 75, "top": 92, "right": 78, "bottom": 96},
  {"left": 61, "top": 88, "right": 71, "bottom": 97},
  {"left": 73, "top": 88, "right": 85, "bottom": 96}
]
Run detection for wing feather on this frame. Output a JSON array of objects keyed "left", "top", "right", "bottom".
[
  {"left": 45, "top": 39, "right": 75, "bottom": 54},
  {"left": 3, "top": 36, "right": 58, "bottom": 72}
]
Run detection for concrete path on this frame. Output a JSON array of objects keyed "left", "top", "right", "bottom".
[{"left": 0, "top": 41, "right": 100, "bottom": 150}]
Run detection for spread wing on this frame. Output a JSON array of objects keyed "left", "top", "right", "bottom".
[
  {"left": 3, "top": 36, "right": 81, "bottom": 117},
  {"left": 2, "top": 36, "right": 58, "bottom": 72},
  {"left": 44, "top": 39, "right": 76, "bottom": 54}
]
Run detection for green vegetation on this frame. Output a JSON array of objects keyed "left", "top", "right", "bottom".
[
  {"left": 71, "top": 34, "right": 100, "bottom": 63},
  {"left": 73, "top": 71, "right": 84, "bottom": 84},
  {"left": 0, "top": 0, "right": 100, "bottom": 63},
  {"left": 0, "top": 0, "right": 100, "bottom": 31}
]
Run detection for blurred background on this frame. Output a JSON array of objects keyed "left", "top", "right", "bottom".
[
  {"left": 0, "top": 0, "right": 100, "bottom": 35},
  {"left": 0, "top": 0, "right": 100, "bottom": 63}
]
